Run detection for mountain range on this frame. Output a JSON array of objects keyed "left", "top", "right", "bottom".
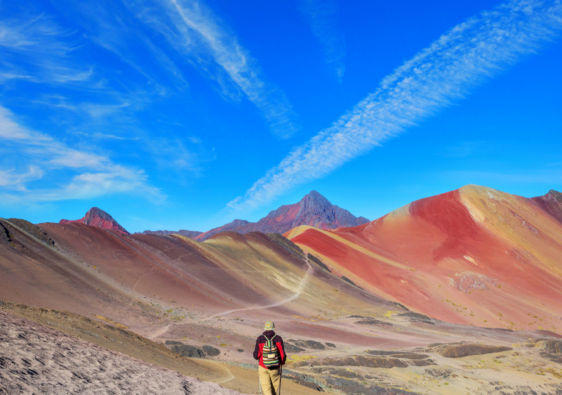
[
  {"left": 135, "top": 190, "right": 368, "bottom": 240},
  {"left": 5, "top": 185, "right": 560, "bottom": 332},
  {"left": 2, "top": 185, "right": 562, "bottom": 394}
]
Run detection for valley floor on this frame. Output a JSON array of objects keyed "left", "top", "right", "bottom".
[{"left": 2, "top": 300, "right": 562, "bottom": 395}]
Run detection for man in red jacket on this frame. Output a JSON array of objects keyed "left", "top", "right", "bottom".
[{"left": 253, "top": 321, "right": 287, "bottom": 395}]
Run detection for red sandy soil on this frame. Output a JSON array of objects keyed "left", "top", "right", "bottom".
[{"left": 288, "top": 185, "right": 562, "bottom": 332}]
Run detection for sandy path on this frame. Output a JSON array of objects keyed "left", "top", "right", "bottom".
[{"left": 149, "top": 257, "right": 313, "bottom": 340}]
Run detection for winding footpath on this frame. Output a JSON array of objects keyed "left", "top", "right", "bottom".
[{"left": 148, "top": 257, "right": 313, "bottom": 340}]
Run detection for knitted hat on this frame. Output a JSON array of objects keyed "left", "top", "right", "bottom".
[{"left": 264, "top": 321, "right": 275, "bottom": 331}]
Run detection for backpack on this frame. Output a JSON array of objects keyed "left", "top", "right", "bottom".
[{"left": 262, "top": 335, "right": 280, "bottom": 368}]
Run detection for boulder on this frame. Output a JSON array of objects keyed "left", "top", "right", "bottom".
[
  {"left": 0, "top": 222, "right": 11, "bottom": 244},
  {"left": 170, "top": 344, "right": 205, "bottom": 358},
  {"left": 541, "top": 340, "right": 562, "bottom": 362},
  {"left": 202, "top": 345, "right": 220, "bottom": 356},
  {"left": 437, "top": 343, "right": 512, "bottom": 358},
  {"left": 285, "top": 343, "right": 305, "bottom": 353},
  {"left": 292, "top": 340, "right": 325, "bottom": 350}
]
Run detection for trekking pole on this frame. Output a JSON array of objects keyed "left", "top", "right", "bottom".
[
  {"left": 259, "top": 373, "right": 261, "bottom": 395},
  {"left": 278, "top": 365, "right": 282, "bottom": 395}
]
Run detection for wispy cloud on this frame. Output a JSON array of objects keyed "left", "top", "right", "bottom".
[
  {"left": 48, "top": 0, "right": 188, "bottom": 91},
  {"left": 0, "top": 13, "right": 93, "bottom": 84},
  {"left": 299, "top": 0, "right": 346, "bottom": 82},
  {"left": 124, "top": 0, "right": 300, "bottom": 138},
  {"left": 228, "top": 0, "right": 562, "bottom": 212},
  {"left": 0, "top": 106, "right": 164, "bottom": 203}
]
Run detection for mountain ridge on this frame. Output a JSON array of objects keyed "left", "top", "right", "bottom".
[
  {"left": 135, "top": 190, "right": 368, "bottom": 241},
  {"left": 286, "top": 185, "right": 562, "bottom": 330},
  {"left": 192, "top": 190, "right": 369, "bottom": 241}
]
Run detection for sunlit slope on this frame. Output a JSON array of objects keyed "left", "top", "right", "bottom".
[
  {"left": 200, "top": 232, "right": 397, "bottom": 319},
  {"left": 0, "top": 220, "right": 396, "bottom": 334},
  {"left": 287, "top": 185, "right": 562, "bottom": 332}
]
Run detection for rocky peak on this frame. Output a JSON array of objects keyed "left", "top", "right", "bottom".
[
  {"left": 231, "top": 219, "right": 250, "bottom": 226},
  {"left": 83, "top": 208, "right": 113, "bottom": 224},
  {"left": 298, "top": 190, "right": 331, "bottom": 214},
  {"left": 532, "top": 189, "right": 562, "bottom": 225},
  {"left": 60, "top": 207, "right": 129, "bottom": 235},
  {"left": 547, "top": 190, "right": 562, "bottom": 202}
]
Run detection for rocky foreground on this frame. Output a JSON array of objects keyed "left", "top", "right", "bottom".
[{"left": 0, "top": 310, "right": 245, "bottom": 395}]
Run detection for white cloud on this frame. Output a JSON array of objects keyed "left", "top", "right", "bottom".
[
  {"left": 299, "top": 0, "right": 346, "bottom": 82},
  {"left": 48, "top": 0, "right": 189, "bottom": 91},
  {"left": 125, "top": 0, "right": 300, "bottom": 138},
  {"left": 228, "top": 0, "right": 562, "bottom": 212},
  {"left": 0, "top": 105, "right": 164, "bottom": 202},
  {"left": 0, "top": 14, "right": 93, "bottom": 85},
  {"left": 0, "top": 166, "right": 43, "bottom": 191}
]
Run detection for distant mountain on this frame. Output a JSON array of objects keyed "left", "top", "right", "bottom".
[
  {"left": 60, "top": 207, "right": 129, "bottom": 235},
  {"left": 532, "top": 189, "right": 562, "bottom": 224},
  {"left": 193, "top": 190, "right": 369, "bottom": 241},
  {"left": 138, "top": 230, "right": 203, "bottom": 238}
]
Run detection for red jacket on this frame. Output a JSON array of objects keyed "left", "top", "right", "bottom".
[{"left": 253, "top": 330, "right": 287, "bottom": 369}]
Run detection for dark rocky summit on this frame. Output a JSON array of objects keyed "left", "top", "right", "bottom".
[
  {"left": 532, "top": 189, "right": 562, "bottom": 224},
  {"left": 163, "top": 191, "right": 369, "bottom": 241}
]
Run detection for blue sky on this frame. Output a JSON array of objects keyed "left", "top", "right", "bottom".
[{"left": 1, "top": 0, "right": 561, "bottom": 233}]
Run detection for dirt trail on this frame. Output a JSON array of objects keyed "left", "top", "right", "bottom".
[
  {"left": 149, "top": 257, "right": 313, "bottom": 340},
  {"left": 0, "top": 301, "right": 320, "bottom": 395}
]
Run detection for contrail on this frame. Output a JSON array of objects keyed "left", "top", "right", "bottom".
[{"left": 228, "top": 0, "right": 562, "bottom": 212}]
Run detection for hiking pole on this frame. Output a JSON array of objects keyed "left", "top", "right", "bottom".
[
  {"left": 259, "top": 371, "right": 261, "bottom": 395},
  {"left": 278, "top": 365, "right": 282, "bottom": 395}
]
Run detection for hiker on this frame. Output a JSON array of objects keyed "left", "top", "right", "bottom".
[{"left": 253, "top": 321, "right": 287, "bottom": 395}]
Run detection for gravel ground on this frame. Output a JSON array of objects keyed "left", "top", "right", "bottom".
[{"left": 0, "top": 310, "right": 247, "bottom": 395}]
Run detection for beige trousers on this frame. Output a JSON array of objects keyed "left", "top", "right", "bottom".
[{"left": 259, "top": 365, "right": 281, "bottom": 395}]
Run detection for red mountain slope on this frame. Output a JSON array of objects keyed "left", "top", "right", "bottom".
[
  {"left": 60, "top": 207, "right": 129, "bottom": 235},
  {"left": 286, "top": 185, "right": 562, "bottom": 332},
  {"left": 193, "top": 191, "right": 368, "bottom": 241}
]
